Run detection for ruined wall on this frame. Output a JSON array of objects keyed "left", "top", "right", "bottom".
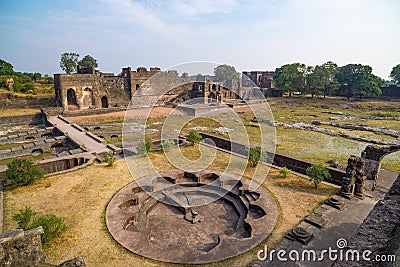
[
  {"left": 54, "top": 73, "right": 129, "bottom": 111},
  {"left": 0, "top": 92, "right": 55, "bottom": 109},
  {"left": 333, "top": 174, "right": 400, "bottom": 267},
  {"left": 199, "top": 132, "right": 345, "bottom": 185},
  {"left": 0, "top": 227, "right": 86, "bottom": 267}
]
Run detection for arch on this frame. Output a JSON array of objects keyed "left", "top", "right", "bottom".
[
  {"left": 136, "top": 84, "right": 140, "bottom": 90},
  {"left": 361, "top": 144, "right": 400, "bottom": 183},
  {"left": 67, "top": 88, "right": 78, "bottom": 106},
  {"left": 101, "top": 96, "right": 109, "bottom": 108},
  {"left": 212, "top": 84, "right": 216, "bottom": 91}
]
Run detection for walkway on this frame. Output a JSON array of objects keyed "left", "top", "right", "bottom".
[
  {"left": 47, "top": 116, "right": 110, "bottom": 154},
  {"left": 249, "top": 170, "right": 399, "bottom": 267}
]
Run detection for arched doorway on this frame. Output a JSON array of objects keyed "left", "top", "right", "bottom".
[
  {"left": 67, "top": 89, "right": 78, "bottom": 107},
  {"left": 101, "top": 96, "right": 109, "bottom": 108},
  {"left": 362, "top": 145, "right": 400, "bottom": 187}
]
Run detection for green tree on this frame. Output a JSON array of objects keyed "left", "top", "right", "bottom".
[
  {"left": 186, "top": 130, "right": 203, "bottom": 146},
  {"left": 306, "top": 164, "right": 330, "bottom": 189},
  {"left": 160, "top": 140, "right": 175, "bottom": 151},
  {"left": 181, "top": 72, "right": 189, "bottom": 78},
  {"left": 336, "top": 64, "right": 383, "bottom": 99},
  {"left": 137, "top": 138, "right": 153, "bottom": 155},
  {"left": 279, "top": 167, "right": 292, "bottom": 178},
  {"left": 389, "top": 64, "right": 400, "bottom": 84},
  {"left": 33, "top": 72, "right": 41, "bottom": 82},
  {"left": 104, "top": 152, "right": 115, "bottom": 166},
  {"left": 247, "top": 146, "right": 266, "bottom": 167},
  {"left": 4, "top": 157, "right": 46, "bottom": 188},
  {"left": 274, "top": 63, "right": 307, "bottom": 97},
  {"left": 0, "top": 59, "right": 14, "bottom": 75},
  {"left": 214, "top": 64, "right": 240, "bottom": 82},
  {"left": 78, "top": 55, "right": 98, "bottom": 69},
  {"left": 60, "top": 52, "right": 79, "bottom": 74},
  {"left": 136, "top": 67, "right": 147, "bottom": 72}
]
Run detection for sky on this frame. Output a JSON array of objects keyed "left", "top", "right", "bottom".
[{"left": 0, "top": 0, "right": 399, "bottom": 79}]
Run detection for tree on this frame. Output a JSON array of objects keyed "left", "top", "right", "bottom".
[
  {"left": 78, "top": 55, "right": 98, "bottom": 69},
  {"left": 390, "top": 64, "right": 400, "bottom": 84},
  {"left": 279, "top": 167, "right": 292, "bottom": 178},
  {"left": 60, "top": 52, "right": 79, "bottom": 74},
  {"left": 4, "top": 157, "right": 46, "bottom": 188},
  {"left": 137, "top": 138, "right": 153, "bottom": 155},
  {"left": 306, "top": 164, "right": 330, "bottom": 189},
  {"left": 0, "top": 59, "right": 14, "bottom": 75},
  {"left": 247, "top": 146, "right": 266, "bottom": 167},
  {"left": 136, "top": 67, "right": 147, "bottom": 72},
  {"left": 186, "top": 130, "right": 203, "bottom": 146},
  {"left": 181, "top": 72, "right": 189, "bottom": 78},
  {"left": 33, "top": 72, "right": 41, "bottom": 82},
  {"left": 306, "top": 62, "right": 338, "bottom": 98},
  {"left": 104, "top": 152, "right": 115, "bottom": 166},
  {"left": 336, "top": 64, "right": 383, "bottom": 99},
  {"left": 274, "top": 63, "right": 307, "bottom": 97},
  {"left": 160, "top": 140, "right": 175, "bottom": 151},
  {"left": 214, "top": 64, "right": 240, "bottom": 82}
]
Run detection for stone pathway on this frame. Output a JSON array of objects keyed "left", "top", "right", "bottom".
[
  {"left": 249, "top": 170, "right": 399, "bottom": 267},
  {"left": 47, "top": 116, "right": 111, "bottom": 154}
]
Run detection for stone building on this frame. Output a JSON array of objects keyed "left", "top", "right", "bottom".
[
  {"left": 190, "top": 75, "right": 239, "bottom": 103},
  {"left": 54, "top": 67, "right": 244, "bottom": 111},
  {"left": 242, "top": 70, "right": 283, "bottom": 97}
]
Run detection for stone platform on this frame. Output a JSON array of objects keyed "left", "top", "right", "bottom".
[{"left": 106, "top": 170, "right": 278, "bottom": 264}]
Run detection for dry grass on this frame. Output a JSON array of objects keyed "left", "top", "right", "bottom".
[
  {"left": 3, "top": 145, "right": 337, "bottom": 267},
  {"left": 0, "top": 108, "right": 40, "bottom": 117}
]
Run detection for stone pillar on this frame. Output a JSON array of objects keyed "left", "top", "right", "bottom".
[{"left": 338, "top": 156, "right": 365, "bottom": 199}]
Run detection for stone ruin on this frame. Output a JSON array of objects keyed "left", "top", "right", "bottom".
[
  {"left": 0, "top": 227, "right": 86, "bottom": 267},
  {"left": 106, "top": 169, "right": 278, "bottom": 264},
  {"left": 338, "top": 155, "right": 366, "bottom": 199}
]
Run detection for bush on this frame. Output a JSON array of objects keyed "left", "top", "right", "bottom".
[
  {"left": 30, "top": 214, "right": 68, "bottom": 245},
  {"left": 160, "top": 140, "right": 175, "bottom": 151},
  {"left": 12, "top": 206, "right": 37, "bottom": 230},
  {"left": 306, "top": 164, "right": 331, "bottom": 189},
  {"left": 137, "top": 138, "right": 153, "bottom": 155},
  {"left": 12, "top": 207, "right": 67, "bottom": 245},
  {"left": 5, "top": 157, "right": 45, "bottom": 188},
  {"left": 247, "top": 146, "right": 266, "bottom": 167},
  {"left": 186, "top": 130, "right": 203, "bottom": 146},
  {"left": 104, "top": 152, "right": 115, "bottom": 166},
  {"left": 279, "top": 167, "right": 292, "bottom": 178}
]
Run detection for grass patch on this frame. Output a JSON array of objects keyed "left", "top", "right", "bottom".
[{"left": 369, "top": 111, "right": 399, "bottom": 118}]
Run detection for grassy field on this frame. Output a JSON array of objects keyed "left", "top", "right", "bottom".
[{"left": 3, "top": 145, "right": 337, "bottom": 267}]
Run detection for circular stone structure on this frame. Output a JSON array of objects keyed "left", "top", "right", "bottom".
[{"left": 106, "top": 170, "right": 278, "bottom": 264}]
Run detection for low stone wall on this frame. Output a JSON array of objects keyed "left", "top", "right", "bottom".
[
  {"left": 0, "top": 93, "right": 55, "bottom": 109},
  {"left": 333, "top": 174, "right": 400, "bottom": 267},
  {"left": 0, "top": 113, "right": 45, "bottom": 125},
  {"left": 0, "top": 227, "right": 86, "bottom": 266},
  {"left": 0, "top": 153, "right": 95, "bottom": 183},
  {"left": 199, "top": 132, "right": 345, "bottom": 186}
]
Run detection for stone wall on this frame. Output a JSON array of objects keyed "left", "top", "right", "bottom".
[
  {"left": 0, "top": 227, "right": 86, "bottom": 267},
  {"left": 333, "top": 174, "right": 400, "bottom": 267},
  {"left": 0, "top": 92, "right": 55, "bottom": 109},
  {"left": 0, "top": 113, "right": 45, "bottom": 125},
  {"left": 199, "top": 132, "right": 345, "bottom": 185}
]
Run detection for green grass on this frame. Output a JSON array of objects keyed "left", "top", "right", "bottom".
[{"left": 369, "top": 111, "right": 400, "bottom": 118}]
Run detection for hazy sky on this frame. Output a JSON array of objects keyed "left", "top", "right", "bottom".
[{"left": 0, "top": 0, "right": 399, "bottom": 78}]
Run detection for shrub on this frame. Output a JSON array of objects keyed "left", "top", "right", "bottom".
[
  {"left": 187, "top": 130, "right": 203, "bottom": 146},
  {"left": 160, "top": 140, "right": 175, "bottom": 151},
  {"left": 247, "top": 146, "right": 266, "bottom": 167},
  {"left": 30, "top": 214, "right": 68, "bottom": 245},
  {"left": 12, "top": 207, "right": 67, "bottom": 245},
  {"left": 12, "top": 206, "right": 37, "bottom": 230},
  {"left": 137, "top": 138, "right": 153, "bottom": 155},
  {"left": 5, "top": 157, "right": 45, "bottom": 188},
  {"left": 279, "top": 167, "right": 292, "bottom": 178},
  {"left": 104, "top": 152, "right": 115, "bottom": 166},
  {"left": 306, "top": 164, "right": 331, "bottom": 189}
]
